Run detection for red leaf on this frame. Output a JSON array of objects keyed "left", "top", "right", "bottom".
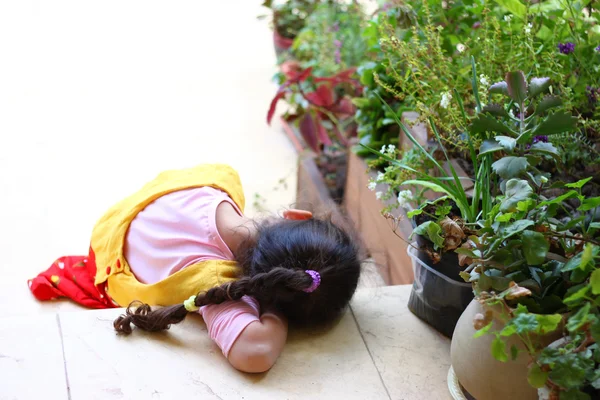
[
  {"left": 299, "top": 113, "right": 320, "bottom": 153},
  {"left": 332, "top": 97, "right": 356, "bottom": 116},
  {"left": 314, "top": 68, "right": 357, "bottom": 84},
  {"left": 280, "top": 60, "right": 302, "bottom": 80},
  {"left": 305, "top": 84, "right": 335, "bottom": 107},
  {"left": 315, "top": 115, "right": 332, "bottom": 146},
  {"left": 296, "top": 67, "right": 313, "bottom": 82},
  {"left": 332, "top": 124, "right": 349, "bottom": 147},
  {"left": 267, "top": 90, "right": 287, "bottom": 125},
  {"left": 284, "top": 113, "right": 299, "bottom": 123}
]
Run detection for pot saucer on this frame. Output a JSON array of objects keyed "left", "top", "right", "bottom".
[{"left": 448, "top": 366, "right": 477, "bottom": 400}]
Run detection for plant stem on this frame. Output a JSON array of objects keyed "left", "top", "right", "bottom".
[{"left": 543, "top": 232, "right": 600, "bottom": 246}]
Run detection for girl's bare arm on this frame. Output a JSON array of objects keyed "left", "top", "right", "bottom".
[{"left": 227, "top": 312, "right": 288, "bottom": 373}]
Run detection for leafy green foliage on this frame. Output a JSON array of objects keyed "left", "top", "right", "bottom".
[{"left": 411, "top": 221, "right": 445, "bottom": 250}]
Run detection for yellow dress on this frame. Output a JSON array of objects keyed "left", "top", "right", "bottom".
[{"left": 91, "top": 164, "right": 245, "bottom": 307}]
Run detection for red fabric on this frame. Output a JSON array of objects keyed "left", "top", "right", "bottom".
[{"left": 28, "top": 247, "right": 117, "bottom": 309}]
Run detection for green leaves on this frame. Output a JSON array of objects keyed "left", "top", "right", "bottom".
[
  {"left": 566, "top": 303, "right": 591, "bottom": 332},
  {"left": 411, "top": 221, "right": 445, "bottom": 250},
  {"left": 529, "top": 142, "right": 560, "bottom": 160},
  {"left": 479, "top": 139, "right": 504, "bottom": 156},
  {"left": 579, "top": 196, "right": 600, "bottom": 212},
  {"left": 549, "top": 353, "right": 594, "bottom": 389},
  {"left": 505, "top": 71, "right": 528, "bottom": 104},
  {"left": 491, "top": 336, "right": 509, "bottom": 362},
  {"left": 535, "top": 96, "right": 562, "bottom": 115},
  {"left": 536, "top": 314, "right": 562, "bottom": 334},
  {"left": 492, "top": 157, "right": 529, "bottom": 179},
  {"left": 500, "top": 219, "right": 534, "bottom": 239},
  {"left": 470, "top": 113, "right": 515, "bottom": 135},
  {"left": 495, "top": 136, "right": 517, "bottom": 151},
  {"left": 527, "top": 364, "right": 549, "bottom": 389},
  {"left": 533, "top": 111, "right": 578, "bottom": 136},
  {"left": 489, "top": 81, "right": 508, "bottom": 95},
  {"left": 493, "top": 0, "right": 526, "bottom": 19},
  {"left": 500, "top": 179, "right": 534, "bottom": 212},
  {"left": 522, "top": 231, "right": 549, "bottom": 265},
  {"left": 563, "top": 285, "right": 590, "bottom": 306},
  {"left": 581, "top": 244, "right": 594, "bottom": 271},
  {"left": 566, "top": 177, "right": 593, "bottom": 189},
  {"left": 482, "top": 104, "right": 509, "bottom": 118},
  {"left": 528, "top": 77, "right": 551, "bottom": 98},
  {"left": 590, "top": 270, "right": 600, "bottom": 295},
  {"left": 474, "top": 322, "right": 492, "bottom": 338}
]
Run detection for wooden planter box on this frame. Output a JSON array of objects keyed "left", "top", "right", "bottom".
[
  {"left": 345, "top": 151, "right": 414, "bottom": 285},
  {"left": 344, "top": 112, "right": 473, "bottom": 286},
  {"left": 295, "top": 152, "right": 345, "bottom": 223}
]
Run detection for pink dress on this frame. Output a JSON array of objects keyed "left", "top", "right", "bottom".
[{"left": 124, "top": 186, "right": 260, "bottom": 357}]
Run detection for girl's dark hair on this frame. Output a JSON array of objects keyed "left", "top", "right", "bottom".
[{"left": 114, "top": 216, "right": 362, "bottom": 334}]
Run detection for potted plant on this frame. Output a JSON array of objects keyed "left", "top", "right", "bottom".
[
  {"left": 449, "top": 73, "right": 599, "bottom": 399},
  {"left": 259, "top": 0, "right": 322, "bottom": 58},
  {"left": 266, "top": 1, "right": 370, "bottom": 204},
  {"left": 452, "top": 213, "right": 599, "bottom": 400}
]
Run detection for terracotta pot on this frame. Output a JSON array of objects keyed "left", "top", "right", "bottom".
[
  {"left": 451, "top": 300, "right": 563, "bottom": 400},
  {"left": 273, "top": 29, "right": 294, "bottom": 58}
]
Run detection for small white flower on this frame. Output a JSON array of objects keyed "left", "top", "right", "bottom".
[
  {"left": 386, "top": 144, "right": 396, "bottom": 155},
  {"left": 540, "top": 176, "right": 549, "bottom": 183},
  {"left": 368, "top": 181, "right": 377, "bottom": 191},
  {"left": 457, "top": 43, "right": 466, "bottom": 53},
  {"left": 376, "top": 191, "right": 383, "bottom": 200},
  {"left": 509, "top": 109, "right": 516, "bottom": 118},
  {"left": 376, "top": 172, "right": 385, "bottom": 182},
  {"left": 440, "top": 91, "right": 452, "bottom": 109},
  {"left": 524, "top": 23, "right": 532, "bottom": 35},
  {"left": 479, "top": 74, "right": 490, "bottom": 87},
  {"left": 397, "top": 190, "right": 414, "bottom": 208},
  {"left": 442, "top": 1, "right": 448, "bottom": 8},
  {"left": 504, "top": 14, "right": 512, "bottom": 22},
  {"left": 380, "top": 145, "right": 387, "bottom": 154}
]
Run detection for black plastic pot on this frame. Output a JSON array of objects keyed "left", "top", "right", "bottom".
[{"left": 407, "top": 232, "right": 474, "bottom": 338}]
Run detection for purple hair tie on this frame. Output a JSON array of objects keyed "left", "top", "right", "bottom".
[{"left": 303, "top": 270, "right": 321, "bottom": 293}]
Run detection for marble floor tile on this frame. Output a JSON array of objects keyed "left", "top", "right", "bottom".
[
  {"left": 0, "top": 314, "right": 68, "bottom": 400},
  {"left": 351, "top": 285, "right": 452, "bottom": 400},
  {"left": 59, "top": 307, "right": 389, "bottom": 399}
]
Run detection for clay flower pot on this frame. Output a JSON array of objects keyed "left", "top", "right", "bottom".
[
  {"left": 273, "top": 29, "right": 294, "bottom": 58},
  {"left": 451, "top": 300, "right": 563, "bottom": 400}
]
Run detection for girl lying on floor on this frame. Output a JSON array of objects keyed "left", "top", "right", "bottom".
[{"left": 29, "top": 164, "right": 361, "bottom": 373}]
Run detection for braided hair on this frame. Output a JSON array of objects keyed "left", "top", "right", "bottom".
[{"left": 114, "top": 216, "right": 361, "bottom": 334}]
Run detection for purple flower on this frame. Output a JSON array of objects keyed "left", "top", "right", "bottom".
[
  {"left": 587, "top": 86, "right": 598, "bottom": 108},
  {"left": 526, "top": 135, "right": 548, "bottom": 150},
  {"left": 335, "top": 49, "right": 341, "bottom": 64},
  {"left": 557, "top": 42, "right": 575, "bottom": 54},
  {"left": 596, "top": 45, "right": 600, "bottom": 52},
  {"left": 333, "top": 39, "right": 342, "bottom": 63},
  {"left": 532, "top": 135, "right": 549, "bottom": 144}
]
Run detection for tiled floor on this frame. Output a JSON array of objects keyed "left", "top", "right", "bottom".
[
  {"left": 0, "top": 285, "right": 452, "bottom": 400},
  {"left": 0, "top": 0, "right": 297, "bottom": 317}
]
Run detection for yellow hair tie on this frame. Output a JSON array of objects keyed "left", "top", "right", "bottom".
[{"left": 183, "top": 295, "right": 199, "bottom": 312}]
